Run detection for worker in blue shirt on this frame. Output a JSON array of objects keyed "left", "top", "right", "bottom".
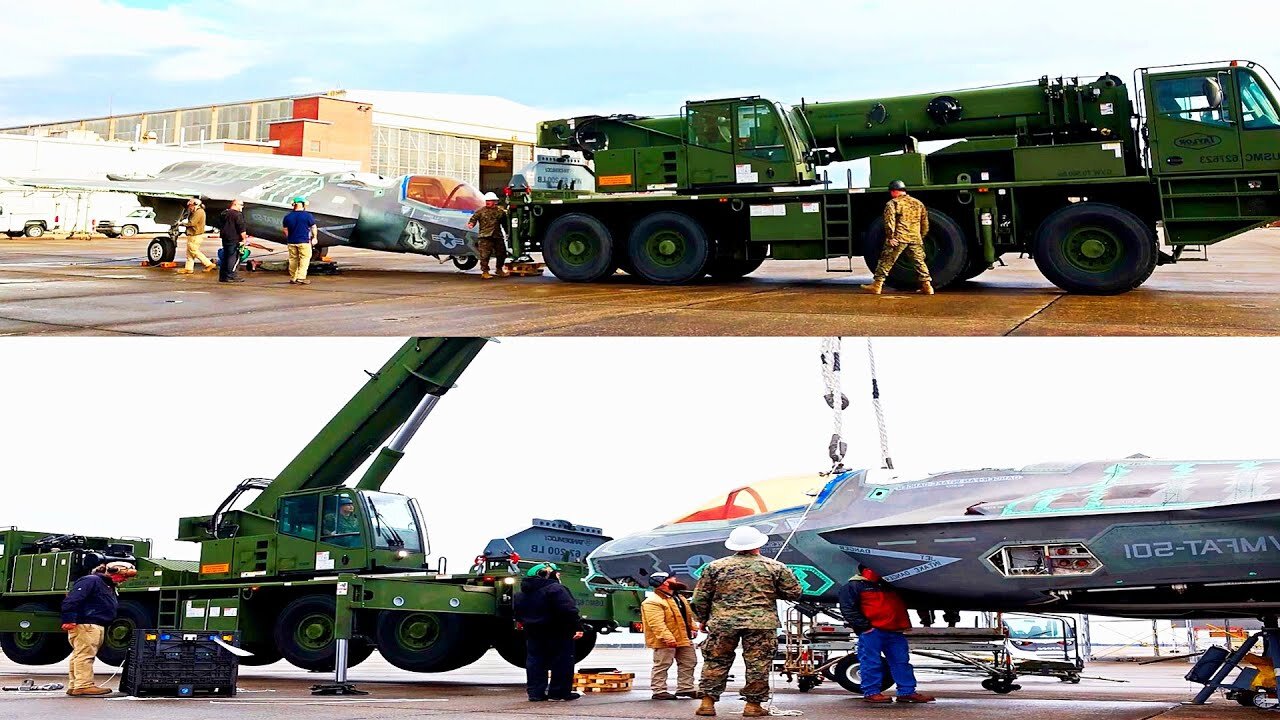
[{"left": 282, "top": 197, "right": 318, "bottom": 285}]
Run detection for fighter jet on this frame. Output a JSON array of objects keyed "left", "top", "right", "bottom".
[
  {"left": 587, "top": 459, "right": 1280, "bottom": 619},
  {"left": 4, "top": 162, "right": 489, "bottom": 269}
]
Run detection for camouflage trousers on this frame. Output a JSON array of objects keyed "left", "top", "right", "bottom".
[
  {"left": 476, "top": 236, "right": 507, "bottom": 273},
  {"left": 699, "top": 628, "right": 775, "bottom": 703},
  {"left": 873, "top": 241, "right": 931, "bottom": 284}
]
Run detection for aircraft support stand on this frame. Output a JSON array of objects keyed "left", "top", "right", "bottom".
[{"left": 1188, "top": 616, "right": 1280, "bottom": 706}]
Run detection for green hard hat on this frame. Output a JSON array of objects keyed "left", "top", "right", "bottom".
[
  {"left": 526, "top": 562, "right": 559, "bottom": 577},
  {"left": 292, "top": 196, "right": 308, "bottom": 204},
  {"left": 889, "top": 180, "right": 908, "bottom": 191}
]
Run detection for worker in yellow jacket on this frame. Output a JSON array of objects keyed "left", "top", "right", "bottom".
[{"left": 643, "top": 572, "right": 701, "bottom": 701}]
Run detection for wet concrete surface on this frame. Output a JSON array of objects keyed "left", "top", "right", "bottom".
[
  {"left": 1, "top": 647, "right": 1266, "bottom": 720},
  {"left": 0, "top": 231, "right": 1278, "bottom": 336}
]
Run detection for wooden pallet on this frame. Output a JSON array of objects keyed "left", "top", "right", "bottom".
[
  {"left": 504, "top": 262, "right": 545, "bottom": 277},
  {"left": 573, "top": 671, "right": 634, "bottom": 693}
]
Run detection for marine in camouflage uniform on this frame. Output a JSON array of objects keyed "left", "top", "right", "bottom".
[
  {"left": 866, "top": 183, "right": 933, "bottom": 294},
  {"left": 691, "top": 552, "right": 803, "bottom": 706},
  {"left": 468, "top": 202, "right": 509, "bottom": 278}
]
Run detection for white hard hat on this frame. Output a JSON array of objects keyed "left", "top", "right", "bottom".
[
  {"left": 483, "top": 192, "right": 500, "bottom": 202},
  {"left": 725, "top": 526, "right": 769, "bottom": 552}
]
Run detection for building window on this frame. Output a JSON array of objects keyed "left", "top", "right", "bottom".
[
  {"left": 112, "top": 115, "right": 143, "bottom": 142},
  {"left": 256, "top": 99, "right": 294, "bottom": 141},
  {"left": 370, "top": 125, "right": 480, "bottom": 186},
  {"left": 82, "top": 120, "right": 110, "bottom": 140},
  {"left": 217, "top": 104, "right": 252, "bottom": 141},
  {"left": 181, "top": 108, "right": 213, "bottom": 143},
  {"left": 145, "top": 112, "right": 177, "bottom": 144}
]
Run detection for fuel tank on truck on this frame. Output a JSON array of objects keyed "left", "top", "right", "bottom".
[{"left": 587, "top": 459, "right": 1280, "bottom": 618}]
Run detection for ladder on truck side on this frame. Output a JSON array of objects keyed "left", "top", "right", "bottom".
[{"left": 822, "top": 172, "right": 856, "bottom": 272}]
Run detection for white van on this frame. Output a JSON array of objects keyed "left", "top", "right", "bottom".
[{"left": 0, "top": 193, "right": 60, "bottom": 238}]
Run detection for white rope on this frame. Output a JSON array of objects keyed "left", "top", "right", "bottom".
[{"left": 866, "top": 339, "right": 894, "bottom": 470}]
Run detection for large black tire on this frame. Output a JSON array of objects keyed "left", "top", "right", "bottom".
[
  {"left": 375, "top": 611, "right": 492, "bottom": 673},
  {"left": 956, "top": 257, "right": 991, "bottom": 283},
  {"left": 863, "top": 209, "right": 969, "bottom": 290},
  {"left": 1032, "top": 202, "right": 1157, "bottom": 295},
  {"left": 706, "top": 256, "right": 766, "bottom": 281},
  {"left": 831, "top": 653, "right": 894, "bottom": 695},
  {"left": 0, "top": 603, "right": 72, "bottom": 666},
  {"left": 493, "top": 624, "right": 599, "bottom": 669},
  {"left": 97, "top": 599, "right": 155, "bottom": 667},
  {"left": 238, "top": 641, "right": 284, "bottom": 666},
  {"left": 274, "top": 595, "right": 374, "bottom": 672},
  {"left": 627, "top": 211, "right": 711, "bottom": 284},
  {"left": 146, "top": 237, "right": 176, "bottom": 266},
  {"left": 542, "top": 213, "right": 617, "bottom": 282}
]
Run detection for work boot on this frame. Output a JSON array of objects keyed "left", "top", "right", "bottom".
[
  {"left": 652, "top": 691, "right": 678, "bottom": 700},
  {"left": 863, "top": 693, "right": 893, "bottom": 704},
  {"left": 68, "top": 686, "right": 112, "bottom": 697},
  {"left": 696, "top": 695, "right": 717, "bottom": 716},
  {"left": 896, "top": 693, "right": 936, "bottom": 703},
  {"left": 676, "top": 690, "right": 704, "bottom": 699},
  {"left": 176, "top": 268, "right": 194, "bottom": 275},
  {"left": 919, "top": 281, "right": 935, "bottom": 295},
  {"left": 742, "top": 702, "right": 769, "bottom": 717},
  {"left": 861, "top": 279, "right": 884, "bottom": 295},
  {"left": 481, "top": 271, "right": 491, "bottom": 280}
]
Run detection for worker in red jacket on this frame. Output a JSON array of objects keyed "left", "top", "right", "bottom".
[{"left": 837, "top": 564, "right": 936, "bottom": 704}]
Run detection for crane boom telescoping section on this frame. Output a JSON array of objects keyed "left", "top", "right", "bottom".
[{"left": 795, "top": 75, "right": 1137, "bottom": 162}]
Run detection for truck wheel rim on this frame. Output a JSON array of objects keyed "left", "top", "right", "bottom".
[
  {"left": 558, "top": 232, "right": 596, "bottom": 267},
  {"left": 295, "top": 613, "right": 333, "bottom": 650},
  {"left": 1064, "top": 227, "right": 1122, "bottom": 273},
  {"left": 106, "top": 620, "right": 135, "bottom": 649},
  {"left": 13, "top": 630, "right": 39, "bottom": 650},
  {"left": 644, "top": 230, "right": 686, "bottom": 268},
  {"left": 395, "top": 613, "right": 442, "bottom": 650},
  {"left": 149, "top": 244, "right": 164, "bottom": 261}
]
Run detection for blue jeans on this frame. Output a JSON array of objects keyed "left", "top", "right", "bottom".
[{"left": 857, "top": 628, "right": 918, "bottom": 697}]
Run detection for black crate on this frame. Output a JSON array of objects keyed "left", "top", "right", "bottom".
[{"left": 120, "top": 629, "right": 240, "bottom": 697}]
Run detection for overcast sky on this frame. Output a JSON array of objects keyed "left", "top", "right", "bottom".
[
  {"left": 2, "top": 0, "right": 1278, "bottom": 127},
  {"left": 3, "top": 337, "right": 1279, "bottom": 566}
]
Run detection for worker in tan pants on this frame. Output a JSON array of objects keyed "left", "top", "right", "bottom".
[
  {"left": 61, "top": 561, "right": 137, "bottom": 696},
  {"left": 282, "top": 196, "right": 318, "bottom": 285},
  {"left": 643, "top": 573, "right": 701, "bottom": 700},
  {"left": 179, "top": 198, "right": 215, "bottom": 274}
]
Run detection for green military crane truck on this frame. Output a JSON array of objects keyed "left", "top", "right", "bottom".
[
  {"left": 0, "top": 338, "right": 643, "bottom": 679},
  {"left": 508, "top": 59, "right": 1280, "bottom": 294}
]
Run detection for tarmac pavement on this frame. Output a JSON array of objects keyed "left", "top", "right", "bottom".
[
  {"left": 0, "top": 648, "right": 1268, "bottom": 720},
  {"left": 0, "top": 230, "right": 1278, "bottom": 336}
]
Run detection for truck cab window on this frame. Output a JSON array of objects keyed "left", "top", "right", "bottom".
[
  {"left": 1239, "top": 71, "right": 1280, "bottom": 130},
  {"left": 1154, "top": 76, "right": 1233, "bottom": 126},
  {"left": 687, "top": 105, "right": 732, "bottom": 152},
  {"left": 279, "top": 495, "right": 318, "bottom": 541},
  {"left": 736, "top": 103, "right": 786, "bottom": 160},
  {"left": 321, "top": 494, "right": 364, "bottom": 548}
]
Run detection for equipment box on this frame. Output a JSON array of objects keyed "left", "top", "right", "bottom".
[
  {"left": 1014, "top": 142, "right": 1127, "bottom": 182},
  {"left": 121, "top": 629, "right": 240, "bottom": 697},
  {"left": 180, "top": 597, "right": 241, "bottom": 632},
  {"left": 748, "top": 202, "right": 824, "bottom": 242},
  {"left": 871, "top": 152, "right": 928, "bottom": 187}
]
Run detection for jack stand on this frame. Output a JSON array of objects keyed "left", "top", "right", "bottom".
[
  {"left": 1187, "top": 616, "right": 1280, "bottom": 707},
  {"left": 310, "top": 638, "right": 368, "bottom": 696}
]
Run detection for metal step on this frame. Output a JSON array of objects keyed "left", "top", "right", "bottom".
[{"left": 1175, "top": 245, "right": 1210, "bottom": 262}]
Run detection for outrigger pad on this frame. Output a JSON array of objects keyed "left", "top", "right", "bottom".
[{"left": 310, "top": 683, "right": 369, "bottom": 696}]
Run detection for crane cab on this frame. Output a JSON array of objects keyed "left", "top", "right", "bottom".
[
  {"left": 193, "top": 488, "right": 429, "bottom": 582},
  {"left": 681, "top": 97, "right": 813, "bottom": 189}
]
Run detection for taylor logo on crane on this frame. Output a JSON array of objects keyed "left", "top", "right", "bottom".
[{"left": 1174, "top": 133, "right": 1224, "bottom": 150}]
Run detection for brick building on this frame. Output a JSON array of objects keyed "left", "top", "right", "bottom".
[{"left": 0, "top": 90, "right": 542, "bottom": 192}]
